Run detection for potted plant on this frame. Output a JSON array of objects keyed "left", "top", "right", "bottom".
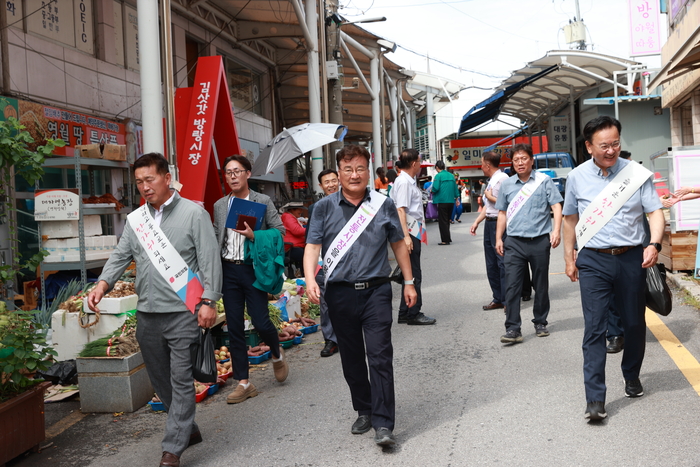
[{"left": 0, "top": 308, "right": 57, "bottom": 464}]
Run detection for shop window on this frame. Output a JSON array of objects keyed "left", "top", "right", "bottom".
[
  {"left": 186, "top": 36, "right": 203, "bottom": 88},
  {"left": 221, "top": 55, "right": 263, "bottom": 116}
]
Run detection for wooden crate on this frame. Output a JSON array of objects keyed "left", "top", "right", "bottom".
[{"left": 660, "top": 227, "right": 697, "bottom": 272}]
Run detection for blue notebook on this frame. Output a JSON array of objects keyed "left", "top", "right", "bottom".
[{"left": 225, "top": 197, "right": 267, "bottom": 231}]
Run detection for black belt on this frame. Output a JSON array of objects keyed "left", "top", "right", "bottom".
[
  {"left": 510, "top": 234, "right": 548, "bottom": 242},
  {"left": 584, "top": 246, "right": 638, "bottom": 256},
  {"left": 485, "top": 216, "right": 498, "bottom": 221},
  {"left": 331, "top": 277, "right": 392, "bottom": 290},
  {"left": 223, "top": 258, "right": 246, "bottom": 264}
]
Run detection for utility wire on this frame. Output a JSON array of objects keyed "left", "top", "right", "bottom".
[{"left": 0, "top": 0, "right": 57, "bottom": 32}]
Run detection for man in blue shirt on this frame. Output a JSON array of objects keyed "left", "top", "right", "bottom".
[
  {"left": 563, "top": 116, "right": 664, "bottom": 421},
  {"left": 495, "top": 144, "right": 563, "bottom": 344}
]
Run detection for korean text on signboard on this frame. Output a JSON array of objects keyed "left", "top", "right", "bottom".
[
  {"left": 187, "top": 82, "right": 213, "bottom": 166},
  {"left": 34, "top": 189, "right": 80, "bottom": 221},
  {"left": 629, "top": 0, "right": 661, "bottom": 56}
]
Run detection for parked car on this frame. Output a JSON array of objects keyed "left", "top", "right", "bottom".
[{"left": 533, "top": 152, "right": 576, "bottom": 199}]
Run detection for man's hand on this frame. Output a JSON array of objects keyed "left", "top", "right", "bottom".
[
  {"left": 198, "top": 304, "right": 217, "bottom": 328},
  {"left": 495, "top": 238, "right": 504, "bottom": 256},
  {"left": 565, "top": 260, "right": 579, "bottom": 282},
  {"left": 642, "top": 245, "right": 659, "bottom": 269},
  {"left": 404, "top": 235, "right": 413, "bottom": 253},
  {"left": 550, "top": 230, "right": 561, "bottom": 249},
  {"left": 403, "top": 284, "right": 417, "bottom": 308},
  {"left": 86, "top": 281, "right": 109, "bottom": 312},
  {"left": 456, "top": 199, "right": 461, "bottom": 206},
  {"left": 306, "top": 279, "right": 321, "bottom": 305},
  {"left": 233, "top": 222, "right": 255, "bottom": 240},
  {"left": 470, "top": 222, "right": 479, "bottom": 236}
]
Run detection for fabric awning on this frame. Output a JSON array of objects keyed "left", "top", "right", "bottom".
[{"left": 458, "top": 65, "right": 557, "bottom": 135}]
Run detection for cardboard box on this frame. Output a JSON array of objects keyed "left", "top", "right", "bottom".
[
  {"left": 78, "top": 144, "right": 101, "bottom": 159},
  {"left": 102, "top": 144, "right": 126, "bottom": 161}
]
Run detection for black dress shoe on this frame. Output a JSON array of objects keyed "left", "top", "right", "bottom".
[
  {"left": 320, "top": 340, "right": 338, "bottom": 357},
  {"left": 188, "top": 430, "right": 203, "bottom": 447},
  {"left": 374, "top": 427, "right": 396, "bottom": 446},
  {"left": 482, "top": 301, "right": 504, "bottom": 310},
  {"left": 406, "top": 313, "right": 436, "bottom": 325},
  {"left": 351, "top": 415, "right": 372, "bottom": 434},
  {"left": 521, "top": 295, "right": 531, "bottom": 301},
  {"left": 606, "top": 336, "right": 624, "bottom": 354},
  {"left": 397, "top": 314, "right": 409, "bottom": 324}
]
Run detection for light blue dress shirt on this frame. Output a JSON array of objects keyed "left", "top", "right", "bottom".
[
  {"left": 562, "top": 158, "right": 662, "bottom": 249},
  {"left": 495, "top": 172, "right": 563, "bottom": 237}
]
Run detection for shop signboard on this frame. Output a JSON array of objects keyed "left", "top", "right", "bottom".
[
  {"left": 548, "top": 115, "right": 571, "bottom": 152},
  {"left": 34, "top": 189, "right": 80, "bottom": 221},
  {"left": 447, "top": 137, "right": 547, "bottom": 169},
  {"left": 669, "top": 0, "right": 690, "bottom": 24},
  {"left": 0, "top": 97, "right": 125, "bottom": 156},
  {"left": 629, "top": 0, "right": 661, "bottom": 56}
]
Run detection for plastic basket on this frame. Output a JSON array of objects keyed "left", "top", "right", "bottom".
[
  {"left": 195, "top": 386, "right": 208, "bottom": 403},
  {"left": 280, "top": 339, "right": 294, "bottom": 349},
  {"left": 207, "top": 384, "right": 219, "bottom": 396},
  {"left": 293, "top": 334, "right": 303, "bottom": 345},
  {"left": 148, "top": 401, "right": 165, "bottom": 412},
  {"left": 300, "top": 324, "right": 319, "bottom": 334},
  {"left": 248, "top": 351, "right": 271, "bottom": 364},
  {"left": 245, "top": 330, "right": 260, "bottom": 347}
]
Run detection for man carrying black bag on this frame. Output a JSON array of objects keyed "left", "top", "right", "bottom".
[{"left": 87, "top": 153, "right": 222, "bottom": 467}]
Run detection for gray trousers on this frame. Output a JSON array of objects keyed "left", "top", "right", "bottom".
[
  {"left": 316, "top": 269, "right": 337, "bottom": 343},
  {"left": 136, "top": 311, "right": 200, "bottom": 456}
]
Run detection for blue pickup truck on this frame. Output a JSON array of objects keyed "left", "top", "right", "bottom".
[{"left": 533, "top": 152, "right": 576, "bottom": 199}]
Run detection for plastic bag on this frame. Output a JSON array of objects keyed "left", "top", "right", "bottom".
[
  {"left": 645, "top": 262, "right": 672, "bottom": 316},
  {"left": 36, "top": 359, "right": 78, "bottom": 385},
  {"left": 191, "top": 328, "right": 217, "bottom": 383}
]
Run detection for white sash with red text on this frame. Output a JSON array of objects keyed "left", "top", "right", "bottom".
[
  {"left": 506, "top": 171, "right": 548, "bottom": 227},
  {"left": 575, "top": 161, "right": 653, "bottom": 250},
  {"left": 323, "top": 191, "right": 385, "bottom": 284},
  {"left": 127, "top": 205, "right": 204, "bottom": 313}
]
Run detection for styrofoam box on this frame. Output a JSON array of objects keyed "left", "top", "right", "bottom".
[
  {"left": 83, "top": 293, "right": 138, "bottom": 315},
  {"left": 286, "top": 295, "right": 301, "bottom": 320},
  {"left": 52, "top": 309, "right": 129, "bottom": 361},
  {"left": 43, "top": 235, "right": 117, "bottom": 263},
  {"left": 42, "top": 215, "right": 103, "bottom": 239}
]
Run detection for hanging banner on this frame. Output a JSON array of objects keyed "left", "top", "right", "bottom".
[{"left": 629, "top": 0, "right": 662, "bottom": 56}]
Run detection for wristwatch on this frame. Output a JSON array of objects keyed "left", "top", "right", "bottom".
[
  {"left": 200, "top": 299, "right": 214, "bottom": 307},
  {"left": 404, "top": 278, "right": 415, "bottom": 285},
  {"left": 650, "top": 242, "right": 662, "bottom": 252}
]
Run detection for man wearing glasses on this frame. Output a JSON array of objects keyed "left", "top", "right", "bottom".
[
  {"left": 563, "top": 116, "right": 664, "bottom": 421},
  {"left": 213, "top": 155, "right": 288, "bottom": 405},
  {"left": 494, "top": 144, "right": 562, "bottom": 344},
  {"left": 304, "top": 145, "right": 416, "bottom": 447}
]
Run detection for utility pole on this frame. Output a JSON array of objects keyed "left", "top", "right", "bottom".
[{"left": 326, "top": 2, "right": 344, "bottom": 169}]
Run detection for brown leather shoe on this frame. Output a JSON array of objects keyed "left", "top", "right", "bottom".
[
  {"left": 188, "top": 429, "right": 202, "bottom": 447},
  {"left": 482, "top": 301, "right": 504, "bottom": 310},
  {"left": 160, "top": 452, "right": 180, "bottom": 467},
  {"left": 273, "top": 347, "right": 289, "bottom": 382},
  {"left": 226, "top": 383, "right": 258, "bottom": 404}
]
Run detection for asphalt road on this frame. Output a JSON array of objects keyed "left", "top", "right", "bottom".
[{"left": 11, "top": 211, "right": 700, "bottom": 467}]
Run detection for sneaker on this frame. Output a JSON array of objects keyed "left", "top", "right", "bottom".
[
  {"left": 624, "top": 378, "right": 644, "bottom": 398},
  {"left": 273, "top": 348, "right": 289, "bottom": 382},
  {"left": 226, "top": 383, "right": 258, "bottom": 404},
  {"left": 534, "top": 324, "right": 550, "bottom": 337},
  {"left": 500, "top": 330, "right": 523, "bottom": 343},
  {"left": 320, "top": 340, "right": 338, "bottom": 357},
  {"left": 374, "top": 427, "right": 396, "bottom": 446},
  {"left": 584, "top": 401, "right": 607, "bottom": 421}
]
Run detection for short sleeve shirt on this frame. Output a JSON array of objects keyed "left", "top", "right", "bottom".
[
  {"left": 495, "top": 172, "right": 563, "bottom": 237},
  {"left": 484, "top": 170, "right": 508, "bottom": 217},
  {"left": 306, "top": 189, "right": 404, "bottom": 282},
  {"left": 563, "top": 158, "right": 662, "bottom": 248},
  {"left": 390, "top": 171, "right": 424, "bottom": 224}
]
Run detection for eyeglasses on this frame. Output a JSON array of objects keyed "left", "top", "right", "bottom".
[
  {"left": 340, "top": 167, "right": 368, "bottom": 176},
  {"left": 597, "top": 141, "right": 621, "bottom": 152},
  {"left": 512, "top": 157, "right": 530, "bottom": 164},
  {"left": 225, "top": 168, "right": 248, "bottom": 177}
]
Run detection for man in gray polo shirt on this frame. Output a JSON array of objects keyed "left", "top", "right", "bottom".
[
  {"left": 304, "top": 144, "right": 416, "bottom": 448},
  {"left": 495, "top": 143, "right": 563, "bottom": 344}
]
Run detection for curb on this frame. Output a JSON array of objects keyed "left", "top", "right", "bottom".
[{"left": 667, "top": 271, "right": 700, "bottom": 305}]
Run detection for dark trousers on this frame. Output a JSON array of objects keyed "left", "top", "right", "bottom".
[
  {"left": 437, "top": 203, "right": 453, "bottom": 243},
  {"left": 222, "top": 261, "right": 281, "bottom": 381},
  {"left": 289, "top": 246, "right": 305, "bottom": 276},
  {"left": 399, "top": 236, "right": 422, "bottom": 319},
  {"left": 484, "top": 219, "right": 506, "bottom": 304},
  {"left": 522, "top": 267, "right": 532, "bottom": 298},
  {"left": 607, "top": 305, "right": 624, "bottom": 338},
  {"left": 325, "top": 282, "right": 395, "bottom": 430},
  {"left": 315, "top": 269, "right": 337, "bottom": 343},
  {"left": 577, "top": 246, "right": 646, "bottom": 403},
  {"left": 136, "top": 311, "right": 200, "bottom": 456},
  {"left": 503, "top": 235, "right": 551, "bottom": 332}
]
